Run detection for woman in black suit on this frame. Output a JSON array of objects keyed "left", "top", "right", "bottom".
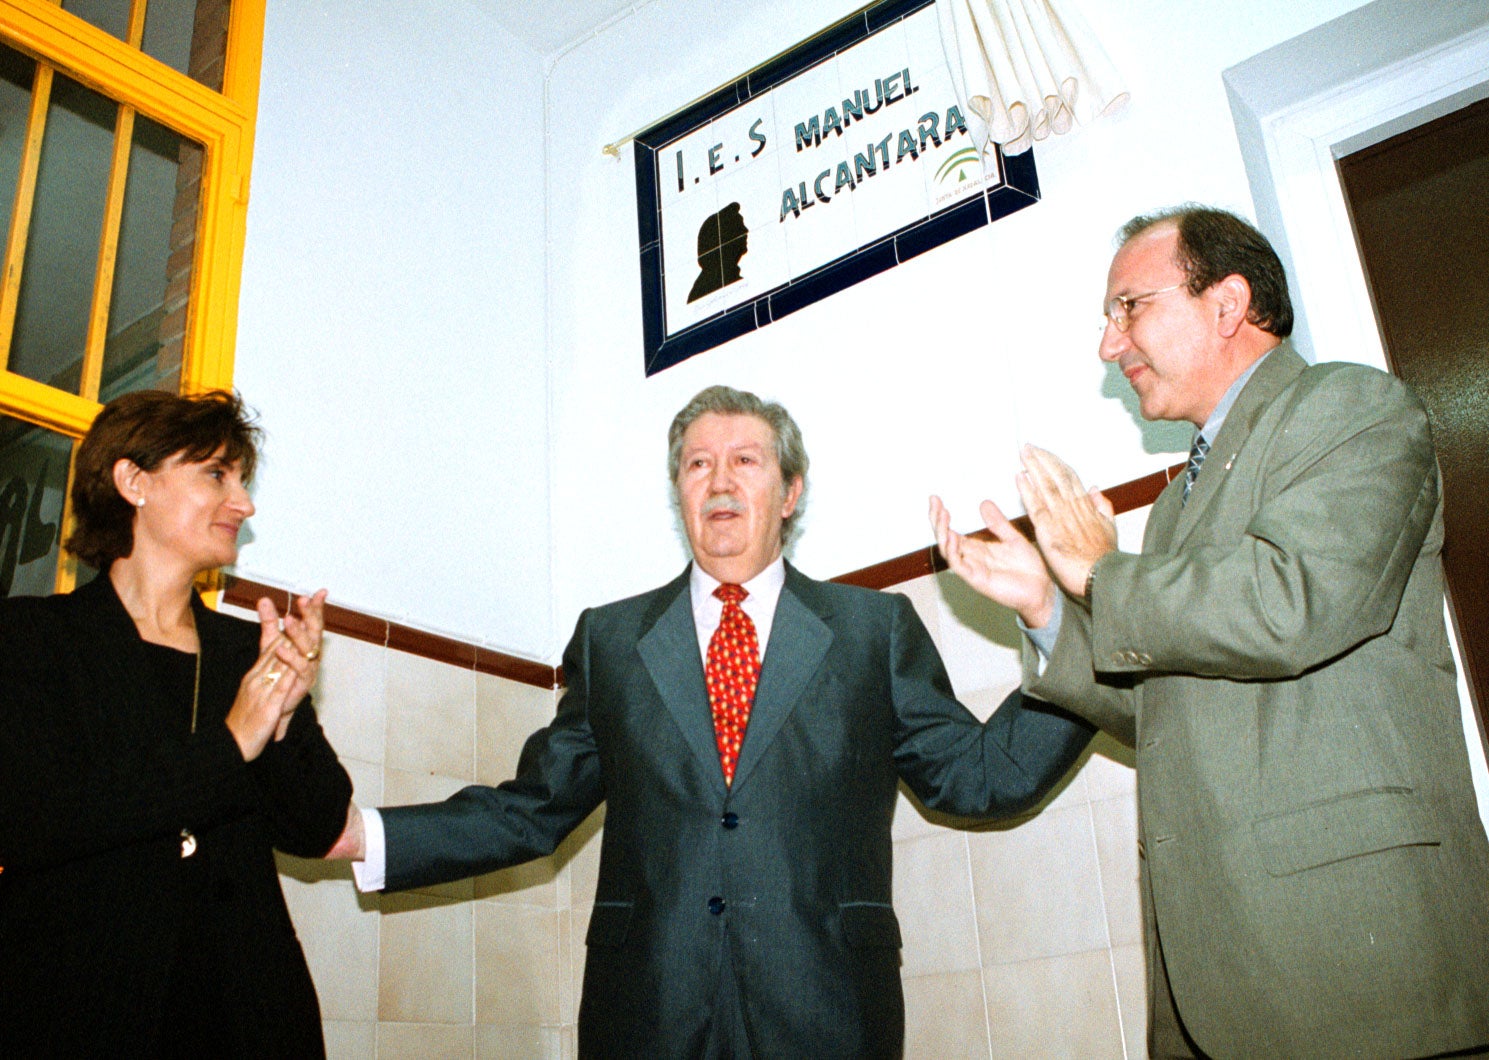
[{"left": 0, "top": 390, "right": 352, "bottom": 1058}]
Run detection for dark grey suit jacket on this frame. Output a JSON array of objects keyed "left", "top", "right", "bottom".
[{"left": 382, "top": 562, "right": 1092, "bottom": 1057}]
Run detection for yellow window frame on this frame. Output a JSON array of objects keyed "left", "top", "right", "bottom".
[{"left": 0, "top": 0, "right": 265, "bottom": 437}]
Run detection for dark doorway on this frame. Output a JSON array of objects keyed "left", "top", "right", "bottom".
[{"left": 1338, "top": 94, "right": 1489, "bottom": 748}]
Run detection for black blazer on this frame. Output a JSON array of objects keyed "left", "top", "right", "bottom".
[
  {"left": 0, "top": 574, "right": 351, "bottom": 1058},
  {"left": 382, "top": 563, "right": 1093, "bottom": 1057}
]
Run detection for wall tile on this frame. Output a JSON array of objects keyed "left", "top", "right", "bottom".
[
  {"left": 968, "top": 804, "right": 1108, "bottom": 965},
  {"left": 280, "top": 874, "right": 379, "bottom": 1021},
  {"left": 561, "top": 807, "right": 606, "bottom": 913},
  {"left": 343, "top": 755, "right": 384, "bottom": 808},
  {"left": 312, "top": 631, "right": 387, "bottom": 766},
  {"left": 984, "top": 949, "right": 1124, "bottom": 1060},
  {"left": 558, "top": 908, "right": 577, "bottom": 1027},
  {"left": 892, "top": 574, "right": 943, "bottom": 643},
  {"left": 1083, "top": 736, "right": 1137, "bottom": 800},
  {"left": 902, "top": 968, "right": 992, "bottom": 1059},
  {"left": 386, "top": 648, "right": 476, "bottom": 779},
  {"left": 1111, "top": 941, "right": 1149, "bottom": 1060},
  {"left": 378, "top": 891, "right": 473, "bottom": 1024},
  {"left": 1091, "top": 793, "right": 1141, "bottom": 948},
  {"left": 892, "top": 785, "right": 947, "bottom": 842},
  {"left": 476, "top": 1024, "right": 566, "bottom": 1059},
  {"left": 476, "top": 673, "right": 559, "bottom": 785},
  {"left": 378, "top": 1021, "right": 474, "bottom": 1060},
  {"left": 931, "top": 571, "right": 1025, "bottom": 698},
  {"left": 475, "top": 904, "right": 564, "bottom": 1026},
  {"left": 276, "top": 755, "right": 380, "bottom": 1025},
  {"left": 570, "top": 905, "right": 591, "bottom": 1021},
  {"left": 894, "top": 831, "right": 981, "bottom": 976},
  {"left": 321, "top": 1019, "right": 374, "bottom": 1060},
  {"left": 474, "top": 857, "right": 562, "bottom": 908}
]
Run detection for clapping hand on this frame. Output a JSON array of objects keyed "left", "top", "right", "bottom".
[
  {"left": 929, "top": 495, "right": 1056, "bottom": 628},
  {"left": 224, "top": 590, "right": 327, "bottom": 761},
  {"left": 1014, "top": 445, "right": 1117, "bottom": 600}
]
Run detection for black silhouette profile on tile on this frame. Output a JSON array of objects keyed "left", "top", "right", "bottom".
[{"left": 688, "top": 202, "right": 749, "bottom": 303}]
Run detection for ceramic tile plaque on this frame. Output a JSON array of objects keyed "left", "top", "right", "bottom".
[{"left": 633, "top": 0, "right": 1039, "bottom": 376}]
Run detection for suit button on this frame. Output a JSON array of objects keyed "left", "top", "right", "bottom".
[
  {"left": 708, "top": 896, "right": 726, "bottom": 916},
  {"left": 721, "top": 812, "right": 739, "bottom": 830},
  {"left": 1136, "top": 652, "right": 1153, "bottom": 665},
  {"left": 1110, "top": 652, "right": 1126, "bottom": 666},
  {"left": 1137, "top": 839, "right": 1147, "bottom": 859}
]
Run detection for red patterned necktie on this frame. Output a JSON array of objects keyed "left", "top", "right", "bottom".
[{"left": 705, "top": 583, "right": 760, "bottom": 785}]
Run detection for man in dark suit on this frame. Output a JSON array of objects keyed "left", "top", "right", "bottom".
[
  {"left": 933, "top": 206, "right": 1489, "bottom": 1058},
  {"left": 334, "top": 384, "right": 1093, "bottom": 1057}
]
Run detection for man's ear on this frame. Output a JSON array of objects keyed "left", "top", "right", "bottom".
[
  {"left": 781, "top": 475, "right": 804, "bottom": 519},
  {"left": 1214, "top": 274, "right": 1253, "bottom": 338},
  {"left": 112, "top": 458, "right": 144, "bottom": 507}
]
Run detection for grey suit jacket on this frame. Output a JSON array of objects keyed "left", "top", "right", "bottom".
[
  {"left": 382, "top": 562, "right": 1093, "bottom": 1057},
  {"left": 1027, "top": 346, "right": 1489, "bottom": 1058}
]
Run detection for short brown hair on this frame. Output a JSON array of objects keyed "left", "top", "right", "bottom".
[
  {"left": 1120, "top": 205, "right": 1294, "bottom": 338},
  {"left": 66, "top": 390, "right": 262, "bottom": 569}
]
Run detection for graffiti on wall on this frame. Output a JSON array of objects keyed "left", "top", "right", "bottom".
[{"left": 0, "top": 459, "right": 62, "bottom": 596}]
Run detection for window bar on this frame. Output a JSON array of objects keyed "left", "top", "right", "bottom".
[
  {"left": 0, "top": 60, "right": 53, "bottom": 371},
  {"left": 79, "top": 0, "right": 149, "bottom": 402},
  {"left": 81, "top": 105, "right": 135, "bottom": 402},
  {"left": 52, "top": 440, "right": 79, "bottom": 594}
]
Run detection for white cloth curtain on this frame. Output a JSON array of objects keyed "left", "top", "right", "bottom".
[{"left": 937, "top": 0, "right": 1129, "bottom": 155}]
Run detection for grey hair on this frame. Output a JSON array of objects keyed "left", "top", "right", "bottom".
[{"left": 667, "top": 385, "right": 809, "bottom": 545}]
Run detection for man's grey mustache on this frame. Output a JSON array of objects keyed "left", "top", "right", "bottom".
[{"left": 702, "top": 495, "right": 745, "bottom": 516}]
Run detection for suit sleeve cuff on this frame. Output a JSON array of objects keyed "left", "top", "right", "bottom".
[{"left": 350, "top": 806, "right": 387, "bottom": 892}]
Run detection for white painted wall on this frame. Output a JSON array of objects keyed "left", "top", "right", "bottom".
[
  {"left": 233, "top": 0, "right": 553, "bottom": 654},
  {"left": 227, "top": 0, "right": 1388, "bottom": 660},
  {"left": 544, "top": 0, "right": 1374, "bottom": 635}
]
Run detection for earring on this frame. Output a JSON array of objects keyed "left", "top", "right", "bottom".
[{"left": 134, "top": 497, "right": 145, "bottom": 508}]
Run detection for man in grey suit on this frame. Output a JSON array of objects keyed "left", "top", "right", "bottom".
[
  {"left": 933, "top": 206, "right": 1489, "bottom": 1057},
  {"left": 335, "top": 385, "right": 1093, "bottom": 1057}
]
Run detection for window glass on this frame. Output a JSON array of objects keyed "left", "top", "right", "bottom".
[
  {"left": 102, "top": 115, "right": 202, "bottom": 400},
  {"left": 9, "top": 72, "right": 115, "bottom": 395},
  {"left": 0, "top": 46, "right": 32, "bottom": 256},
  {"left": 60, "top": 0, "right": 130, "bottom": 43},
  {"left": 62, "top": 0, "right": 232, "bottom": 92}
]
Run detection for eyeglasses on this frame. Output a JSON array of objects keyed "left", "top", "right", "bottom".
[{"left": 1103, "top": 282, "right": 1187, "bottom": 333}]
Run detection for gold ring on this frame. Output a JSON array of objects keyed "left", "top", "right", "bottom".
[{"left": 306, "top": 647, "right": 321, "bottom": 661}]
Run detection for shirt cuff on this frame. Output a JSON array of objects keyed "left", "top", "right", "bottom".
[
  {"left": 350, "top": 806, "right": 387, "bottom": 893},
  {"left": 1018, "top": 592, "right": 1064, "bottom": 676}
]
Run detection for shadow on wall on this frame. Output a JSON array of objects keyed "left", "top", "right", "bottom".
[
  {"left": 938, "top": 571, "right": 1023, "bottom": 653},
  {"left": 1101, "top": 362, "right": 1192, "bottom": 455}
]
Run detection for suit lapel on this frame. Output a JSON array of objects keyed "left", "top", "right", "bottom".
[
  {"left": 1168, "top": 345, "right": 1307, "bottom": 550},
  {"left": 69, "top": 573, "right": 242, "bottom": 726},
  {"left": 1143, "top": 472, "right": 1187, "bottom": 553},
  {"left": 731, "top": 564, "right": 832, "bottom": 793},
  {"left": 67, "top": 573, "right": 156, "bottom": 710},
  {"left": 636, "top": 569, "right": 724, "bottom": 789}
]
